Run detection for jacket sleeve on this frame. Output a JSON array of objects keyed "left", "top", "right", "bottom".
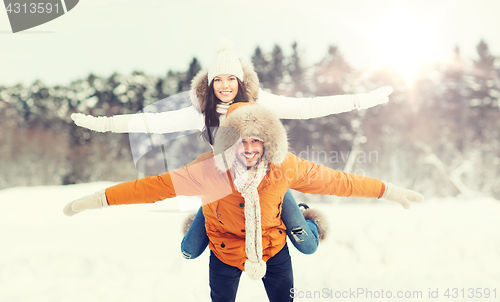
[
  {"left": 109, "top": 105, "right": 205, "bottom": 133},
  {"left": 105, "top": 173, "right": 177, "bottom": 205},
  {"left": 256, "top": 89, "right": 356, "bottom": 119},
  {"left": 105, "top": 157, "right": 233, "bottom": 205},
  {"left": 286, "top": 153, "right": 385, "bottom": 198}
]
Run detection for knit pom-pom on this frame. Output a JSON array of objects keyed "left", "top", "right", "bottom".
[
  {"left": 216, "top": 38, "right": 234, "bottom": 54},
  {"left": 244, "top": 259, "right": 266, "bottom": 280}
]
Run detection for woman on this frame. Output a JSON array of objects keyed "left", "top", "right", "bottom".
[{"left": 71, "top": 40, "right": 393, "bottom": 259}]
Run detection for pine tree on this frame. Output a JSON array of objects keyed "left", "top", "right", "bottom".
[
  {"left": 313, "top": 46, "right": 352, "bottom": 96},
  {"left": 441, "top": 45, "right": 470, "bottom": 152},
  {"left": 268, "top": 44, "right": 285, "bottom": 93},
  {"left": 251, "top": 46, "right": 271, "bottom": 89},
  {"left": 469, "top": 40, "right": 499, "bottom": 142},
  {"left": 177, "top": 57, "right": 202, "bottom": 93},
  {"left": 287, "top": 41, "right": 306, "bottom": 96}
]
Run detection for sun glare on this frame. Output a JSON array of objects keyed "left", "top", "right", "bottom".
[{"left": 365, "top": 7, "right": 447, "bottom": 86}]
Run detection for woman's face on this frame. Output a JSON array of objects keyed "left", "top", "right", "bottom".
[{"left": 213, "top": 74, "right": 239, "bottom": 103}]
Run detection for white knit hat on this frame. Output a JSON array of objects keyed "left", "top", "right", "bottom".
[{"left": 207, "top": 39, "right": 244, "bottom": 85}]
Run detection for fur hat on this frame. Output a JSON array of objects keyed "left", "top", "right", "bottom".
[
  {"left": 207, "top": 39, "right": 244, "bottom": 85},
  {"left": 189, "top": 57, "right": 260, "bottom": 114},
  {"left": 212, "top": 102, "right": 288, "bottom": 172}
]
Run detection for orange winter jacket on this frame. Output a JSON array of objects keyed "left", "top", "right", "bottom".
[{"left": 105, "top": 152, "right": 385, "bottom": 270}]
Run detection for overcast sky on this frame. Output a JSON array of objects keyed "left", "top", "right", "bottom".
[{"left": 1, "top": 0, "right": 499, "bottom": 87}]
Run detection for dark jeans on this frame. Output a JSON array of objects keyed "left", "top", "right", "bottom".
[
  {"left": 181, "top": 189, "right": 319, "bottom": 259},
  {"left": 209, "top": 244, "right": 293, "bottom": 302}
]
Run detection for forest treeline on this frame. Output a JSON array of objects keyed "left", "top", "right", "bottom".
[{"left": 1, "top": 41, "right": 499, "bottom": 200}]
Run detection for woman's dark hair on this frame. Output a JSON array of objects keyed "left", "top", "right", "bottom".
[{"left": 202, "top": 78, "right": 249, "bottom": 145}]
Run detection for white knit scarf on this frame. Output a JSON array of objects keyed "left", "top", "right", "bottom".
[
  {"left": 216, "top": 101, "right": 233, "bottom": 117},
  {"left": 232, "top": 158, "right": 268, "bottom": 280}
]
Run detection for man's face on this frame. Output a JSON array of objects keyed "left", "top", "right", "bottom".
[{"left": 235, "top": 138, "right": 264, "bottom": 168}]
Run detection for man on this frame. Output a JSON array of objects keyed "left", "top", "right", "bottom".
[{"left": 63, "top": 102, "right": 423, "bottom": 302}]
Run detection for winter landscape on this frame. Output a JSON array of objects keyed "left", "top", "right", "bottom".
[
  {"left": 2, "top": 1, "right": 500, "bottom": 301},
  {"left": 1, "top": 182, "right": 499, "bottom": 302}
]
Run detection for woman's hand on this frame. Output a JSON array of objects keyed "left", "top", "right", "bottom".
[
  {"left": 355, "top": 86, "right": 393, "bottom": 110},
  {"left": 71, "top": 113, "right": 112, "bottom": 132}
]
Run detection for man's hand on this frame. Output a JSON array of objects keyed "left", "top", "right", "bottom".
[
  {"left": 381, "top": 183, "right": 424, "bottom": 209},
  {"left": 63, "top": 190, "right": 108, "bottom": 216}
]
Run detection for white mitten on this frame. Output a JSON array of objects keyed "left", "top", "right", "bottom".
[
  {"left": 63, "top": 190, "right": 109, "bottom": 216},
  {"left": 71, "top": 113, "right": 112, "bottom": 132},
  {"left": 381, "top": 182, "right": 424, "bottom": 209},
  {"left": 355, "top": 86, "right": 393, "bottom": 110}
]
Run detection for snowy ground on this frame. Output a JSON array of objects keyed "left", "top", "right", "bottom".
[{"left": 1, "top": 182, "right": 499, "bottom": 302}]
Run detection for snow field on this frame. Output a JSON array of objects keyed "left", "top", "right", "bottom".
[{"left": 0, "top": 183, "right": 499, "bottom": 301}]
